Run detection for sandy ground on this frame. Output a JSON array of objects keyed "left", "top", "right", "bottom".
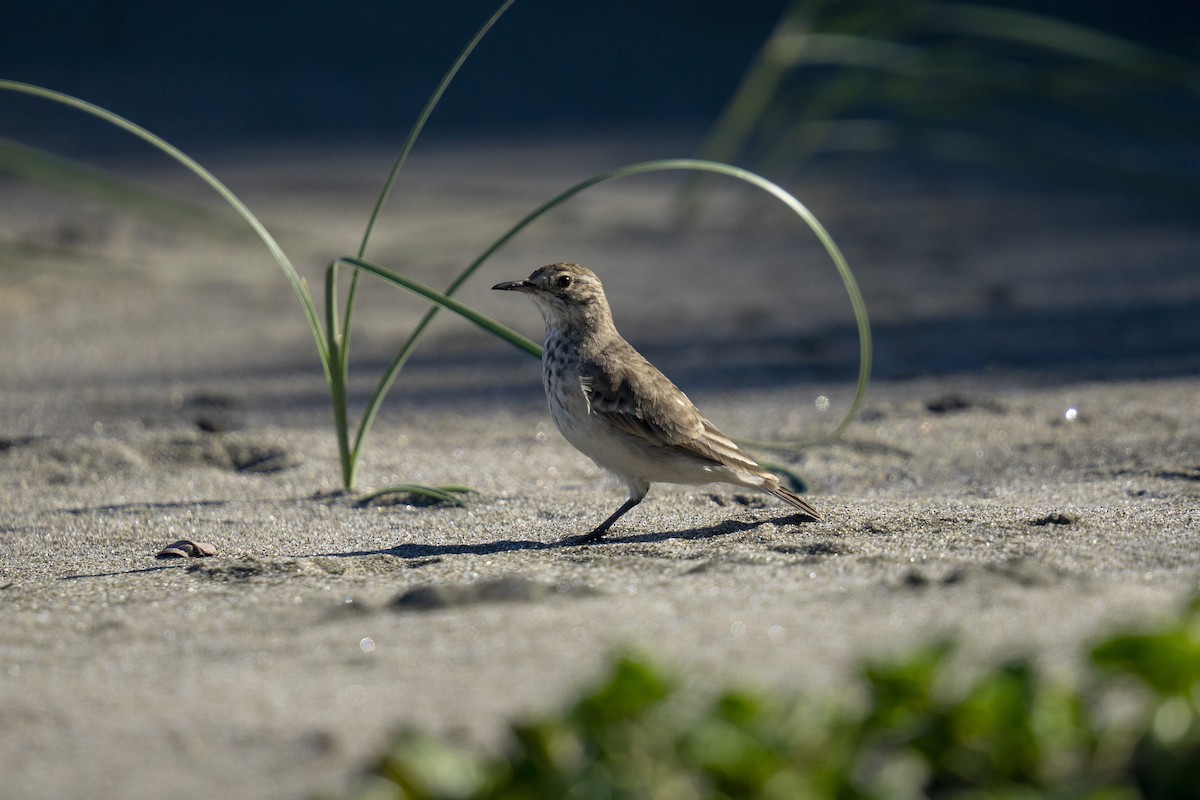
[{"left": 1, "top": 135, "right": 1198, "bottom": 800}]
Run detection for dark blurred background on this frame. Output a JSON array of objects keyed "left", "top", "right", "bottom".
[
  {"left": 3, "top": 0, "right": 791, "bottom": 150},
  {"left": 3, "top": 1, "right": 1196, "bottom": 152}
]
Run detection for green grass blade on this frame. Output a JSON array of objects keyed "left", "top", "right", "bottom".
[
  {"left": 323, "top": 260, "right": 355, "bottom": 488},
  {"left": 338, "top": 0, "right": 517, "bottom": 371},
  {"left": 0, "top": 80, "right": 330, "bottom": 372},
  {"left": 356, "top": 0, "right": 517, "bottom": 261},
  {"left": 336, "top": 256, "right": 541, "bottom": 357},
  {"left": 765, "top": 32, "right": 921, "bottom": 70}
]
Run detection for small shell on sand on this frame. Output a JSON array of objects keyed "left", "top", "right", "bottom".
[{"left": 155, "top": 540, "right": 218, "bottom": 559}]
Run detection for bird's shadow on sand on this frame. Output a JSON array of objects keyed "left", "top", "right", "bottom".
[{"left": 314, "top": 513, "right": 814, "bottom": 560}]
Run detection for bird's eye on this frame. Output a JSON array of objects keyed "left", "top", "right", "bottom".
[{"left": 556, "top": 275, "right": 572, "bottom": 289}]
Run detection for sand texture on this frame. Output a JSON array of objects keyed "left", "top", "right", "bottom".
[{"left": 2, "top": 137, "right": 1198, "bottom": 799}]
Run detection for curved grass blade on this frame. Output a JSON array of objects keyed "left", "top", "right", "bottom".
[
  {"left": 0, "top": 80, "right": 330, "bottom": 372},
  {"left": 356, "top": 485, "right": 474, "bottom": 508}
]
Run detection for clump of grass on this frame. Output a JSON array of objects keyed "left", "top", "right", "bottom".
[
  {"left": 344, "top": 594, "right": 1200, "bottom": 799},
  {"left": 0, "top": 0, "right": 870, "bottom": 501},
  {"left": 690, "top": 0, "right": 1200, "bottom": 204}
]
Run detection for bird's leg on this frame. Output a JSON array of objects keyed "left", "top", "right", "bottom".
[{"left": 578, "top": 487, "right": 647, "bottom": 543}]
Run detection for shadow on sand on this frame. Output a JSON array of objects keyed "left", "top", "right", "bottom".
[{"left": 313, "top": 512, "right": 814, "bottom": 560}]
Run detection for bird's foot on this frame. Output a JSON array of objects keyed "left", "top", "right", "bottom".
[{"left": 560, "top": 527, "right": 611, "bottom": 545}]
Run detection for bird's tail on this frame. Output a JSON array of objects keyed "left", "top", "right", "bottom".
[{"left": 764, "top": 482, "right": 824, "bottom": 522}]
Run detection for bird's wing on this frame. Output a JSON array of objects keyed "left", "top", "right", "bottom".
[{"left": 579, "top": 347, "right": 764, "bottom": 475}]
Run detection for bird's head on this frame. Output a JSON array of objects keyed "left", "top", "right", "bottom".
[{"left": 492, "top": 263, "right": 611, "bottom": 331}]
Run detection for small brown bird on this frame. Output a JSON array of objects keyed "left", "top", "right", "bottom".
[{"left": 493, "top": 263, "right": 822, "bottom": 542}]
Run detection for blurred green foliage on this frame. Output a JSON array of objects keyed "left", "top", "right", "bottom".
[
  {"left": 694, "top": 1, "right": 1200, "bottom": 202},
  {"left": 344, "top": 593, "right": 1200, "bottom": 799}
]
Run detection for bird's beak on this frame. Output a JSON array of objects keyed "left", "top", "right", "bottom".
[{"left": 491, "top": 279, "right": 534, "bottom": 292}]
